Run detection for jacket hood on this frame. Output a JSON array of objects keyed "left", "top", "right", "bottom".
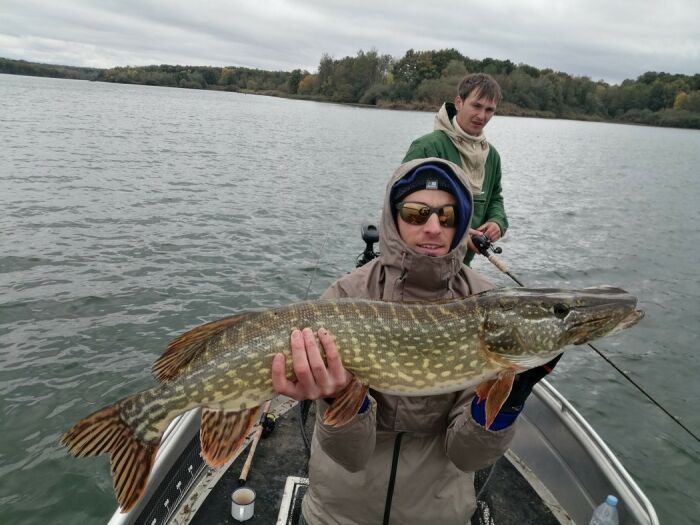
[
  {"left": 434, "top": 102, "right": 458, "bottom": 137},
  {"left": 378, "top": 157, "right": 474, "bottom": 299}
]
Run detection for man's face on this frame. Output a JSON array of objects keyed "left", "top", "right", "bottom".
[
  {"left": 454, "top": 91, "right": 497, "bottom": 136},
  {"left": 396, "top": 189, "right": 457, "bottom": 257}
]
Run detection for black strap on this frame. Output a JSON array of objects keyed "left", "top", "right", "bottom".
[{"left": 383, "top": 432, "right": 404, "bottom": 525}]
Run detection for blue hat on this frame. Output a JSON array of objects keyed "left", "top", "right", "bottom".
[{"left": 390, "top": 163, "right": 471, "bottom": 249}]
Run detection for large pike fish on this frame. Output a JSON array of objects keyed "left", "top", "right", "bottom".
[{"left": 62, "top": 286, "right": 642, "bottom": 511}]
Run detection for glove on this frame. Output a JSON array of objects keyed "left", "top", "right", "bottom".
[{"left": 501, "top": 354, "right": 562, "bottom": 412}]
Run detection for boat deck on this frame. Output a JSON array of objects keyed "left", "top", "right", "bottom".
[
  {"left": 112, "top": 383, "right": 658, "bottom": 525},
  {"left": 189, "top": 403, "right": 562, "bottom": 525}
]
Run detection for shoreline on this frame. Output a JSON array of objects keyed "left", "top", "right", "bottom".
[{"left": 2, "top": 71, "right": 698, "bottom": 130}]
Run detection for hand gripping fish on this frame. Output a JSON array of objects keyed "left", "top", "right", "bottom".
[{"left": 61, "top": 286, "right": 643, "bottom": 511}]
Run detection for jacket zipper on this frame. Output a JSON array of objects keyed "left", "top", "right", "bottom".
[{"left": 382, "top": 431, "right": 404, "bottom": 525}]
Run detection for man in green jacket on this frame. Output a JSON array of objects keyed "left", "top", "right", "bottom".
[{"left": 403, "top": 73, "right": 508, "bottom": 266}]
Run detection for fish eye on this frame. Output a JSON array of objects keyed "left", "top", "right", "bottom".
[{"left": 553, "top": 304, "right": 570, "bottom": 319}]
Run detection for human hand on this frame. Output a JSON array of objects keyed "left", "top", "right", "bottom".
[
  {"left": 475, "top": 221, "right": 502, "bottom": 242},
  {"left": 271, "top": 327, "right": 352, "bottom": 401},
  {"left": 502, "top": 355, "right": 562, "bottom": 411},
  {"left": 466, "top": 228, "right": 481, "bottom": 253}
]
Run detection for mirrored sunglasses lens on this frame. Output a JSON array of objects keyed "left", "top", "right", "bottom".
[
  {"left": 399, "top": 203, "right": 456, "bottom": 227},
  {"left": 399, "top": 203, "right": 431, "bottom": 225},
  {"left": 439, "top": 206, "right": 456, "bottom": 227}
]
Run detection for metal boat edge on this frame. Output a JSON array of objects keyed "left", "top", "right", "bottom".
[
  {"left": 509, "top": 379, "right": 659, "bottom": 525},
  {"left": 107, "top": 381, "right": 659, "bottom": 525}
]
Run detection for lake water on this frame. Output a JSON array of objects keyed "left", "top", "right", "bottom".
[{"left": 1, "top": 73, "right": 698, "bottom": 524}]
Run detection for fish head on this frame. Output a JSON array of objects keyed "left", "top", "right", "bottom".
[{"left": 480, "top": 286, "right": 644, "bottom": 367}]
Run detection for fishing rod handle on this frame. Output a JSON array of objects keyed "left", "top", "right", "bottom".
[
  {"left": 488, "top": 255, "right": 509, "bottom": 273},
  {"left": 238, "top": 425, "right": 264, "bottom": 485},
  {"left": 238, "top": 400, "right": 272, "bottom": 485}
]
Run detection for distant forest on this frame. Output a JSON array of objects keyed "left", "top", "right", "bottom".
[{"left": 2, "top": 50, "right": 699, "bottom": 129}]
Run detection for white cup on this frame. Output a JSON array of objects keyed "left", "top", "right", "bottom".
[{"left": 231, "top": 487, "right": 256, "bottom": 521}]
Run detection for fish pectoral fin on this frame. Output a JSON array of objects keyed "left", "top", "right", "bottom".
[
  {"left": 200, "top": 406, "right": 261, "bottom": 468},
  {"left": 484, "top": 369, "right": 516, "bottom": 430},
  {"left": 322, "top": 376, "right": 369, "bottom": 427},
  {"left": 153, "top": 314, "right": 249, "bottom": 382},
  {"left": 61, "top": 403, "right": 159, "bottom": 512},
  {"left": 475, "top": 380, "right": 497, "bottom": 401}
]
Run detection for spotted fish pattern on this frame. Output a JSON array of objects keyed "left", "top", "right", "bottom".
[{"left": 61, "top": 286, "right": 642, "bottom": 512}]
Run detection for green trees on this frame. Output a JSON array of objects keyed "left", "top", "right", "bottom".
[
  {"left": 0, "top": 57, "right": 101, "bottom": 80},
  {"left": 675, "top": 91, "right": 700, "bottom": 112},
  {"left": 311, "top": 50, "right": 393, "bottom": 102},
  {"left": 287, "top": 69, "right": 304, "bottom": 94},
  {"left": 393, "top": 49, "right": 440, "bottom": 89},
  {"left": 413, "top": 60, "right": 465, "bottom": 106},
  {"left": 1, "top": 54, "right": 698, "bottom": 129}
]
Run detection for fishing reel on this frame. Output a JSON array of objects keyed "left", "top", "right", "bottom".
[
  {"left": 356, "top": 222, "right": 380, "bottom": 268},
  {"left": 472, "top": 233, "right": 524, "bottom": 285},
  {"left": 472, "top": 234, "right": 502, "bottom": 258}
]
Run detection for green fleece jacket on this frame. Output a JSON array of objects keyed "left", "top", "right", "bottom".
[{"left": 403, "top": 104, "right": 508, "bottom": 265}]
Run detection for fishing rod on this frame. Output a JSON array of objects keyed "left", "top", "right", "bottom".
[
  {"left": 238, "top": 400, "right": 274, "bottom": 486},
  {"left": 472, "top": 235, "right": 524, "bottom": 286},
  {"left": 472, "top": 234, "right": 700, "bottom": 445},
  {"left": 299, "top": 224, "right": 381, "bottom": 458},
  {"left": 299, "top": 224, "right": 380, "bottom": 458},
  {"left": 297, "top": 231, "right": 334, "bottom": 458}
]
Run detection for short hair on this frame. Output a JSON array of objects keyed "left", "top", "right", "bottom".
[{"left": 457, "top": 73, "right": 502, "bottom": 104}]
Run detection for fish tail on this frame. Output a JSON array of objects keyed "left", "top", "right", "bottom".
[{"left": 61, "top": 403, "right": 159, "bottom": 512}]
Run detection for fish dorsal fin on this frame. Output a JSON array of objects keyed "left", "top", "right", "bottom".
[
  {"left": 200, "top": 406, "right": 261, "bottom": 467},
  {"left": 153, "top": 314, "right": 249, "bottom": 382},
  {"left": 323, "top": 376, "right": 370, "bottom": 427}
]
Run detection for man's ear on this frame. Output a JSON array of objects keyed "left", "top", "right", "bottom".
[{"left": 454, "top": 96, "right": 463, "bottom": 110}]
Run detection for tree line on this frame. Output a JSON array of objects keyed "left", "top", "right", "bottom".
[{"left": 2, "top": 51, "right": 699, "bottom": 129}]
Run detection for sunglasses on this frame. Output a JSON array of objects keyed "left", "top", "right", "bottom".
[{"left": 396, "top": 201, "right": 456, "bottom": 227}]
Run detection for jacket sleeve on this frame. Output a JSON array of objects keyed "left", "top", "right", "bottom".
[
  {"left": 402, "top": 137, "right": 439, "bottom": 163},
  {"left": 320, "top": 281, "right": 348, "bottom": 300},
  {"left": 444, "top": 389, "right": 516, "bottom": 472},
  {"left": 313, "top": 397, "right": 378, "bottom": 472},
  {"left": 484, "top": 150, "right": 509, "bottom": 236}
]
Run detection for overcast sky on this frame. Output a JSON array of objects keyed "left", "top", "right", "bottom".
[{"left": 1, "top": 0, "right": 698, "bottom": 85}]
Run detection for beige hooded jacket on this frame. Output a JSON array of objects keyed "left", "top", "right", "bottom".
[{"left": 301, "top": 158, "right": 516, "bottom": 525}]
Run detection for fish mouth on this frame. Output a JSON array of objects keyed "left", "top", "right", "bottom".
[
  {"left": 570, "top": 307, "right": 644, "bottom": 344},
  {"left": 571, "top": 299, "right": 644, "bottom": 345},
  {"left": 610, "top": 309, "right": 645, "bottom": 333}
]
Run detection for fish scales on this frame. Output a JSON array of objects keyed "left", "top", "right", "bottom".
[
  {"left": 87, "top": 292, "right": 633, "bottom": 439},
  {"left": 268, "top": 300, "right": 487, "bottom": 392},
  {"left": 62, "top": 286, "right": 643, "bottom": 512},
  {"left": 111, "top": 300, "right": 483, "bottom": 442}
]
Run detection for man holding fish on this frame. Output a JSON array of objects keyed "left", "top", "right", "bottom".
[
  {"left": 272, "top": 158, "right": 552, "bottom": 524},
  {"left": 62, "top": 160, "right": 642, "bottom": 518}
]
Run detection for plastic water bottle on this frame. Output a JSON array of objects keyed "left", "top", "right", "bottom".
[{"left": 589, "top": 495, "right": 619, "bottom": 525}]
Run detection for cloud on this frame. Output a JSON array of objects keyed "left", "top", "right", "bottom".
[{"left": 1, "top": 0, "right": 698, "bottom": 83}]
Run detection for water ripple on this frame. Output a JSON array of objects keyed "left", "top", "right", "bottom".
[{"left": 1, "top": 74, "right": 698, "bottom": 525}]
